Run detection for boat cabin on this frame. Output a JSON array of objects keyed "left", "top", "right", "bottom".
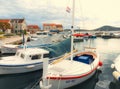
[{"left": 15, "top": 48, "right": 49, "bottom": 61}]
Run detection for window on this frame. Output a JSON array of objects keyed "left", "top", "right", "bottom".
[
  {"left": 31, "top": 55, "right": 41, "bottom": 60},
  {"left": 43, "top": 54, "right": 49, "bottom": 58}
]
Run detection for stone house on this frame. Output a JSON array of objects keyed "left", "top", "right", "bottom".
[{"left": 10, "top": 19, "right": 27, "bottom": 34}]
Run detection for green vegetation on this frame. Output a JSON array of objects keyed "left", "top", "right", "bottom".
[
  {"left": 0, "top": 22, "right": 11, "bottom": 32},
  {"left": 4, "top": 33, "right": 14, "bottom": 36},
  {"left": 0, "top": 31, "right": 4, "bottom": 34}
]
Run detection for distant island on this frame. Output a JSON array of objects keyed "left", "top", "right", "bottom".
[
  {"left": 93, "top": 25, "right": 120, "bottom": 31},
  {"left": 64, "top": 25, "right": 120, "bottom": 31}
]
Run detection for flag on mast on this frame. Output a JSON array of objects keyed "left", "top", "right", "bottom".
[{"left": 66, "top": 6, "right": 71, "bottom": 13}]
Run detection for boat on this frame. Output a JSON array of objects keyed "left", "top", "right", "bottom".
[
  {"left": 40, "top": 0, "right": 103, "bottom": 89},
  {"left": 0, "top": 47, "right": 60, "bottom": 74},
  {"left": 30, "top": 31, "right": 50, "bottom": 41},
  {"left": 1, "top": 44, "right": 19, "bottom": 54},
  {"left": 111, "top": 55, "right": 120, "bottom": 81},
  {"left": 1, "top": 34, "right": 65, "bottom": 54},
  {"left": 73, "top": 33, "right": 84, "bottom": 42},
  {"left": 101, "top": 32, "right": 112, "bottom": 39}
]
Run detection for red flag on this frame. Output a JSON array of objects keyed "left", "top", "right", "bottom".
[{"left": 66, "top": 6, "right": 71, "bottom": 13}]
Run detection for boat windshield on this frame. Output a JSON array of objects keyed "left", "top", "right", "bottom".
[
  {"left": 31, "top": 54, "right": 41, "bottom": 60},
  {"left": 43, "top": 53, "right": 49, "bottom": 58},
  {"left": 37, "top": 32, "right": 47, "bottom": 35}
]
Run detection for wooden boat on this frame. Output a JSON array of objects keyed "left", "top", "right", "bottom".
[
  {"left": 40, "top": 0, "right": 102, "bottom": 88},
  {"left": 40, "top": 47, "right": 102, "bottom": 89}
]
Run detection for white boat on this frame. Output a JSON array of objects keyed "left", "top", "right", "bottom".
[
  {"left": 30, "top": 31, "right": 50, "bottom": 41},
  {"left": 0, "top": 47, "right": 57, "bottom": 74},
  {"left": 111, "top": 55, "right": 120, "bottom": 81},
  {"left": 1, "top": 34, "right": 65, "bottom": 54},
  {"left": 40, "top": 0, "right": 102, "bottom": 88},
  {"left": 40, "top": 47, "right": 102, "bottom": 89},
  {"left": 1, "top": 44, "right": 19, "bottom": 54}
]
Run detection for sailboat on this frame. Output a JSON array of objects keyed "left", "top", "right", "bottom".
[{"left": 40, "top": 0, "right": 103, "bottom": 89}]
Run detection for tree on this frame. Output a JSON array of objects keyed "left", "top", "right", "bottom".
[{"left": 0, "top": 22, "right": 11, "bottom": 32}]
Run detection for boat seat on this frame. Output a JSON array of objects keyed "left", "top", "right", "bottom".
[{"left": 73, "top": 54, "right": 94, "bottom": 64}]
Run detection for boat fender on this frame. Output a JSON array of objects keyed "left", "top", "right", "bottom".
[
  {"left": 112, "top": 71, "right": 120, "bottom": 81},
  {"left": 111, "top": 64, "right": 115, "bottom": 69},
  {"left": 26, "top": 65, "right": 35, "bottom": 68},
  {"left": 99, "top": 61, "right": 103, "bottom": 66}
]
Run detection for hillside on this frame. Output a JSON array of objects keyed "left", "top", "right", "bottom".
[{"left": 94, "top": 25, "right": 120, "bottom": 31}]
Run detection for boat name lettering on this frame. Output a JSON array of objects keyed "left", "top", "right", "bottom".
[{"left": 66, "top": 80, "right": 75, "bottom": 83}]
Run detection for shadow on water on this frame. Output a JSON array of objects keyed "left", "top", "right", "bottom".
[
  {"left": 0, "top": 70, "right": 42, "bottom": 89},
  {"left": 66, "top": 69, "right": 102, "bottom": 89},
  {"left": 109, "top": 79, "right": 120, "bottom": 89}
]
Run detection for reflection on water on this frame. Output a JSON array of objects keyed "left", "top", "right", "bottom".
[
  {"left": 0, "top": 70, "right": 42, "bottom": 89},
  {"left": 109, "top": 80, "right": 120, "bottom": 89}
]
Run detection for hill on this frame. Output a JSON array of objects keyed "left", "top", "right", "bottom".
[{"left": 94, "top": 25, "right": 120, "bottom": 31}]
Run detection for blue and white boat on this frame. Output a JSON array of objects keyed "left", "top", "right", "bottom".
[
  {"left": 0, "top": 48, "right": 53, "bottom": 74},
  {"left": 0, "top": 38, "right": 71, "bottom": 74}
]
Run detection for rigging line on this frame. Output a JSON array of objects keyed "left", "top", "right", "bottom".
[
  {"left": 63, "top": 0, "right": 71, "bottom": 29},
  {"left": 78, "top": 0, "right": 86, "bottom": 30},
  {"left": 78, "top": 0, "right": 93, "bottom": 47}
]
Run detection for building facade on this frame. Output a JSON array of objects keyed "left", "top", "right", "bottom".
[
  {"left": 27, "top": 25, "right": 40, "bottom": 34},
  {"left": 10, "top": 19, "right": 27, "bottom": 34},
  {"left": 43, "top": 23, "right": 63, "bottom": 31}
]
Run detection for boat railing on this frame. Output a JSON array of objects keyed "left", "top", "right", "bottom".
[{"left": 84, "top": 46, "right": 96, "bottom": 52}]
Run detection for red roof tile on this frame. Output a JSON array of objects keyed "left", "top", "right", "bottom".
[
  {"left": 10, "top": 19, "right": 24, "bottom": 23},
  {"left": 0, "top": 19, "right": 10, "bottom": 23},
  {"left": 43, "top": 23, "right": 56, "bottom": 26},
  {"left": 28, "top": 25, "right": 40, "bottom": 29}
]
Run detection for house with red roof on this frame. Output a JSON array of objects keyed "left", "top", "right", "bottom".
[
  {"left": 43, "top": 23, "right": 63, "bottom": 32},
  {"left": 0, "top": 19, "right": 11, "bottom": 33},
  {"left": 27, "top": 25, "right": 40, "bottom": 34}
]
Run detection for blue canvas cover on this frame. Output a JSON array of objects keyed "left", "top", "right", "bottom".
[{"left": 73, "top": 54, "right": 94, "bottom": 64}]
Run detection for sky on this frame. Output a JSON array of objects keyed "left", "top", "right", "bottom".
[{"left": 0, "top": 0, "right": 120, "bottom": 30}]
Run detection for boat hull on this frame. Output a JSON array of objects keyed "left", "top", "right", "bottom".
[
  {"left": 0, "top": 63, "right": 43, "bottom": 74},
  {"left": 46, "top": 70, "right": 95, "bottom": 89}
]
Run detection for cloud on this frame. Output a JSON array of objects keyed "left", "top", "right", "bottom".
[{"left": 0, "top": 0, "right": 120, "bottom": 29}]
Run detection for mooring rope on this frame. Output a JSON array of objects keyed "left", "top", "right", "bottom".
[{"left": 30, "top": 77, "right": 42, "bottom": 89}]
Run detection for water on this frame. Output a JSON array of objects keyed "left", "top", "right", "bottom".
[{"left": 0, "top": 37, "right": 120, "bottom": 89}]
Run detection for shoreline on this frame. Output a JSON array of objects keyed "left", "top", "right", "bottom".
[{"left": 0, "top": 35, "right": 29, "bottom": 44}]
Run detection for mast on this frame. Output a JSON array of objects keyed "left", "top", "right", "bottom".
[{"left": 71, "top": 0, "right": 75, "bottom": 60}]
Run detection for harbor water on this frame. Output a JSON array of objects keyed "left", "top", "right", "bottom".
[{"left": 0, "top": 37, "right": 120, "bottom": 89}]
